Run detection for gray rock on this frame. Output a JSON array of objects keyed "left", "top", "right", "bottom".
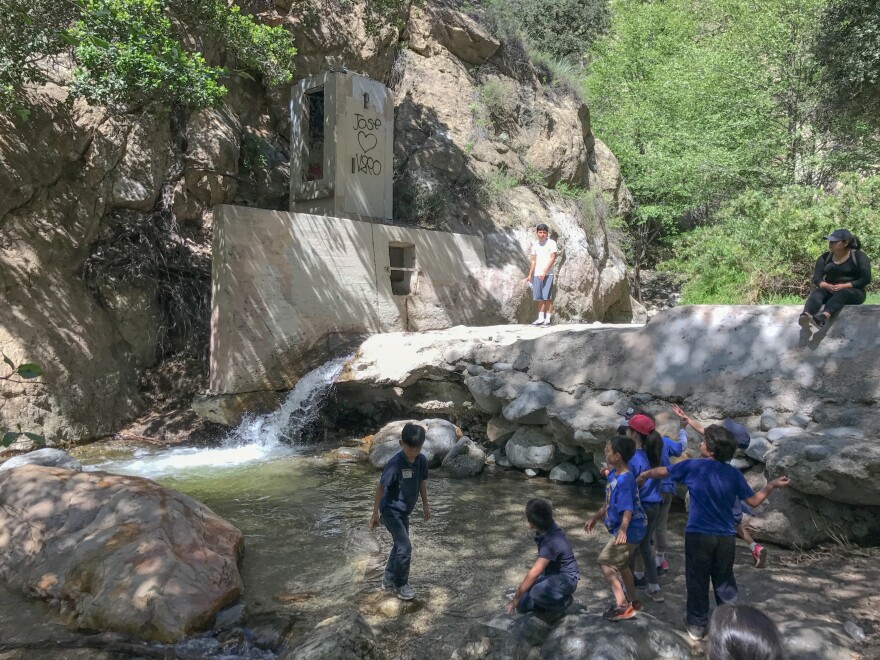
[
  {"left": 596, "top": 390, "right": 620, "bottom": 406},
  {"left": 280, "top": 611, "right": 378, "bottom": 660},
  {"left": 760, "top": 408, "right": 778, "bottom": 431},
  {"left": 502, "top": 381, "right": 555, "bottom": 425},
  {"left": 777, "top": 619, "right": 853, "bottom": 660},
  {"left": 497, "top": 452, "right": 512, "bottom": 468},
  {"left": 729, "top": 457, "right": 752, "bottom": 471},
  {"left": 492, "top": 362, "right": 513, "bottom": 372},
  {"left": 786, "top": 413, "right": 810, "bottom": 428},
  {"left": 505, "top": 427, "right": 558, "bottom": 470},
  {"left": 442, "top": 437, "right": 486, "bottom": 478},
  {"left": 465, "top": 364, "right": 485, "bottom": 376},
  {"left": 540, "top": 612, "right": 699, "bottom": 659},
  {"left": 766, "top": 426, "right": 803, "bottom": 442},
  {"left": 578, "top": 469, "right": 596, "bottom": 485},
  {"left": 486, "top": 416, "right": 518, "bottom": 447},
  {"left": 511, "top": 351, "right": 531, "bottom": 371},
  {"left": 549, "top": 462, "right": 580, "bottom": 483},
  {"left": 555, "top": 442, "right": 580, "bottom": 457},
  {"left": 0, "top": 448, "right": 82, "bottom": 472},
  {"left": 765, "top": 434, "right": 880, "bottom": 506},
  {"left": 369, "top": 419, "right": 459, "bottom": 469},
  {"left": 524, "top": 469, "right": 538, "bottom": 478},
  {"left": 327, "top": 447, "right": 369, "bottom": 463},
  {"left": 819, "top": 426, "right": 864, "bottom": 438},
  {"left": 744, "top": 436, "right": 772, "bottom": 462},
  {"left": 465, "top": 374, "right": 503, "bottom": 414},
  {"left": 451, "top": 623, "right": 529, "bottom": 660},
  {"left": 484, "top": 612, "right": 554, "bottom": 647}
]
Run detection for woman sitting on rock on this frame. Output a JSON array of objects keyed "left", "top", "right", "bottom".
[{"left": 799, "top": 229, "right": 871, "bottom": 329}]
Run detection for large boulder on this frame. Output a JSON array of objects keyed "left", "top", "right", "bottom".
[
  {"left": 765, "top": 434, "right": 880, "bottom": 506},
  {"left": 280, "top": 611, "right": 378, "bottom": 660},
  {"left": 368, "top": 419, "right": 460, "bottom": 468},
  {"left": 451, "top": 624, "right": 530, "bottom": 660},
  {"left": 502, "top": 381, "right": 556, "bottom": 425},
  {"left": 442, "top": 436, "right": 486, "bottom": 478},
  {"left": 465, "top": 374, "right": 504, "bottom": 414},
  {"left": 540, "top": 612, "right": 699, "bottom": 659},
  {"left": 0, "top": 465, "right": 243, "bottom": 642},
  {"left": 505, "top": 426, "right": 558, "bottom": 471}
]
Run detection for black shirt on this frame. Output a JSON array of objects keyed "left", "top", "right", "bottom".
[
  {"left": 812, "top": 250, "right": 872, "bottom": 289},
  {"left": 535, "top": 522, "right": 580, "bottom": 581}
]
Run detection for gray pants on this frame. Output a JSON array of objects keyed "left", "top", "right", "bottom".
[
  {"left": 654, "top": 492, "right": 673, "bottom": 554},
  {"left": 630, "top": 502, "right": 661, "bottom": 584}
]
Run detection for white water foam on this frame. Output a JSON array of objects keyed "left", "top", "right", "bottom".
[{"left": 90, "top": 356, "right": 349, "bottom": 478}]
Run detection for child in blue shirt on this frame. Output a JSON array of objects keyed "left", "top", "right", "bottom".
[
  {"left": 585, "top": 434, "right": 647, "bottom": 621},
  {"left": 507, "top": 498, "right": 579, "bottom": 614},
  {"left": 368, "top": 423, "right": 431, "bottom": 601},
  {"left": 637, "top": 425, "right": 789, "bottom": 640}
]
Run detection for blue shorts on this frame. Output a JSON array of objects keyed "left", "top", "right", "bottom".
[
  {"left": 732, "top": 499, "right": 753, "bottom": 524},
  {"left": 532, "top": 274, "right": 554, "bottom": 301}
]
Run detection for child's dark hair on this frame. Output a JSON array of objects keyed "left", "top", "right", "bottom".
[
  {"left": 707, "top": 604, "right": 785, "bottom": 660},
  {"left": 525, "top": 498, "right": 554, "bottom": 532},
  {"left": 704, "top": 424, "right": 737, "bottom": 463},
  {"left": 609, "top": 434, "right": 636, "bottom": 463},
  {"left": 629, "top": 427, "right": 663, "bottom": 468},
  {"left": 616, "top": 424, "right": 629, "bottom": 435},
  {"left": 401, "top": 423, "right": 426, "bottom": 448}
]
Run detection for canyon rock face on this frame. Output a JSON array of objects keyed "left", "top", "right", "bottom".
[
  {"left": 1, "top": 1, "right": 639, "bottom": 443},
  {"left": 0, "top": 465, "right": 244, "bottom": 642}
]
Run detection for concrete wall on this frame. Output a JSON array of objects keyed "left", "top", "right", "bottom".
[
  {"left": 289, "top": 72, "right": 394, "bottom": 220},
  {"left": 210, "top": 205, "right": 490, "bottom": 394}
]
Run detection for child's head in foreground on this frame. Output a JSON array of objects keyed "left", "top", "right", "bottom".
[
  {"left": 707, "top": 604, "right": 785, "bottom": 660},
  {"left": 702, "top": 424, "right": 738, "bottom": 462},
  {"left": 399, "top": 423, "right": 426, "bottom": 460},
  {"left": 525, "top": 497, "right": 555, "bottom": 532},
  {"left": 606, "top": 434, "right": 636, "bottom": 466}
]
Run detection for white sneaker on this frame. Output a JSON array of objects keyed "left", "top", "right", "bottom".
[
  {"left": 531, "top": 318, "right": 544, "bottom": 325},
  {"left": 540, "top": 319, "right": 551, "bottom": 326},
  {"left": 646, "top": 587, "right": 665, "bottom": 602}
]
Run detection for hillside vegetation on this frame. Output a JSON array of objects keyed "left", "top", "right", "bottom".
[{"left": 473, "top": 0, "right": 880, "bottom": 303}]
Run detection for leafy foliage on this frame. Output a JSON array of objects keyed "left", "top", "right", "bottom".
[
  {"left": 0, "top": 359, "right": 45, "bottom": 447},
  {"left": 475, "top": 0, "right": 609, "bottom": 61},
  {"left": 0, "top": 0, "right": 297, "bottom": 113},
  {"left": 661, "top": 175, "right": 880, "bottom": 304}
]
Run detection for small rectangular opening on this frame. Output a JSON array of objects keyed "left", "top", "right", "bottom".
[
  {"left": 389, "top": 243, "right": 416, "bottom": 295},
  {"left": 303, "top": 88, "right": 325, "bottom": 182}
]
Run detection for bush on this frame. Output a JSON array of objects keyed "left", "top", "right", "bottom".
[{"left": 661, "top": 175, "right": 880, "bottom": 304}]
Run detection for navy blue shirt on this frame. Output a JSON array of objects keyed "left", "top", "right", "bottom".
[
  {"left": 379, "top": 451, "right": 428, "bottom": 515},
  {"left": 604, "top": 469, "right": 646, "bottom": 542},
  {"left": 669, "top": 459, "right": 755, "bottom": 535},
  {"left": 534, "top": 522, "right": 580, "bottom": 581},
  {"left": 660, "top": 431, "right": 687, "bottom": 494},
  {"left": 629, "top": 448, "right": 663, "bottom": 505}
]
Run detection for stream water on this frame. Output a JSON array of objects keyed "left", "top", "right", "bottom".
[{"left": 1, "top": 358, "right": 610, "bottom": 658}]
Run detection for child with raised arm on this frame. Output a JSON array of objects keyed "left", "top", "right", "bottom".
[
  {"left": 368, "top": 423, "right": 430, "bottom": 601},
  {"left": 637, "top": 424, "right": 790, "bottom": 640},
  {"left": 584, "top": 434, "right": 647, "bottom": 621},
  {"left": 506, "top": 498, "right": 579, "bottom": 615}
]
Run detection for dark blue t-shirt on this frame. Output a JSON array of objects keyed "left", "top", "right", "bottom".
[
  {"left": 669, "top": 459, "right": 755, "bottom": 535},
  {"left": 379, "top": 451, "right": 428, "bottom": 514},
  {"left": 535, "top": 522, "right": 580, "bottom": 581},
  {"left": 604, "top": 469, "right": 646, "bottom": 542},
  {"left": 660, "top": 431, "right": 687, "bottom": 494},
  {"left": 628, "top": 448, "right": 663, "bottom": 505}
]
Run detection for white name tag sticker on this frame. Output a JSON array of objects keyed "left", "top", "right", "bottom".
[{"left": 402, "top": 469, "right": 413, "bottom": 479}]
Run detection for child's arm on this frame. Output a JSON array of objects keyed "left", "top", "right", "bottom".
[
  {"left": 506, "top": 557, "right": 550, "bottom": 614},
  {"left": 744, "top": 476, "right": 791, "bottom": 507},
  {"left": 615, "top": 510, "right": 632, "bottom": 545},
  {"left": 368, "top": 484, "right": 384, "bottom": 529},
  {"left": 636, "top": 466, "right": 669, "bottom": 486},
  {"left": 419, "top": 480, "right": 430, "bottom": 522},
  {"left": 584, "top": 504, "right": 608, "bottom": 533},
  {"left": 671, "top": 404, "right": 705, "bottom": 435},
  {"left": 524, "top": 253, "right": 536, "bottom": 282}
]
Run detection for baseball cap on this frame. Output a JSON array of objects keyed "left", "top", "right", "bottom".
[
  {"left": 616, "top": 406, "right": 637, "bottom": 420},
  {"left": 824, "top": 228, "right": 854, "bottom": 242},
  {"left": 628, "top": 414, "right": 655, "bottom": 436},
  {"left": 722, "top": 418, "right": 751, "bottom": 449}
]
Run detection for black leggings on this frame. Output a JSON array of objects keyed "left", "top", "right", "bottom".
[{"left": 804, "top": 287, "right": 865, "bottom": 317}]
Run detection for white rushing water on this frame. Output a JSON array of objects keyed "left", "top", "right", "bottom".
[{"left": 89, "top": 356, "right": 349, "bottom": 478}]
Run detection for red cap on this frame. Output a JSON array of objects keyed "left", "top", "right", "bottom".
[{"left": 628, "top": 414, "right": 655, "bottom": 435}]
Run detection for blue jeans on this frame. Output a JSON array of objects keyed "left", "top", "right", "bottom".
[
  {"left": 381, "top": 508, "right": 412, "bottom": 587},
  {"left": 684, "top": 532, "right": 738, "bottom": 628},
  {"left": 517, "top": 574, "right": 577, "bottom": 613}
]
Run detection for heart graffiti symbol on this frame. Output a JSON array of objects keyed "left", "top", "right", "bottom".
[{"left": 358, "top": 131, "right": 378, "bottom": 153}]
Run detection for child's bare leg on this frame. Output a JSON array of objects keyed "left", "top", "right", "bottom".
[
  {"left": 737, "top": 523, "right": 754, "bottom": 545},
  {"left": 620, "top": 566, "right": 637, "bottom": 604},
  {"left": 602, "top": 565, "right": 628, "bottom": 607}
]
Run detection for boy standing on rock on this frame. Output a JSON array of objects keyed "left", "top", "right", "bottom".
[
  {"left": 506, "top": 498, "right": 579, "bottom": 615},
  {"left": 637, "top": 424, "right": 790, "bottom": 640},
  {"left": 368, "top": 423, "right": 430, "bottom": 601},
  {"left": 523, "top": 223, "right": 558, "bottom": 326}
]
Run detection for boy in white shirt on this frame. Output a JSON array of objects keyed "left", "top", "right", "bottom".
[{"left": 524, "top": 223, "right": 558, "bottom": 326}]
